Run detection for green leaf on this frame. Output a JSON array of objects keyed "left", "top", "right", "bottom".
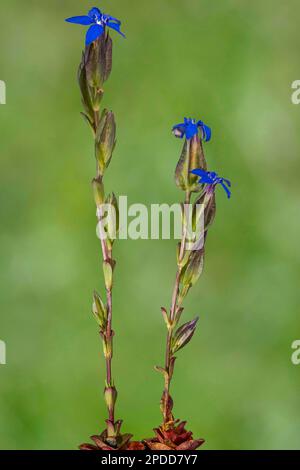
[{"left": 92, "top": 291, "right": 107, "bottom": 329}]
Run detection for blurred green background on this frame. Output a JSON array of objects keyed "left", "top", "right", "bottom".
[{"left": 1, "top": 0, "right": 300, "bottom": 450}]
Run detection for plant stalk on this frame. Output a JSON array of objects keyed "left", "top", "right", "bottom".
[{"left": 163, "top": 190, "right": 191, "bottom": 425}]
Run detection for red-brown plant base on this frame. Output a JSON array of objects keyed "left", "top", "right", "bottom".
[
  {"left": 144, "top": 420, "right": 205, "bottom": 451},
  {"left": 80, "top": 424, "right": 145, "bottom": 451}
]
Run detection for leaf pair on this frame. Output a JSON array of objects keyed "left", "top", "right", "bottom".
[{"left": 92, "top": 291, "right": 107, "bottom": 331}]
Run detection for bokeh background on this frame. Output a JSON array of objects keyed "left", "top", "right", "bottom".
[{"left": 1, "top": 0, "right": 300, "bottom": 450}]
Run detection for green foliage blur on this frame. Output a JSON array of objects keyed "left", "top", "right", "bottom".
[{"left": 1, "top": 0, "right": 300, "bottom": 449}]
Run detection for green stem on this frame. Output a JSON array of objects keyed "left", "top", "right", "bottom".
[
  {"left": 94, "top": 110, "right": 116, "bottom": 435},
  {"left": 163, "top": 190, "right": 191, "bottom": 425}
]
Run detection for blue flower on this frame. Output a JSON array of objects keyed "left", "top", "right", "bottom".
[
  {"left": 65, "top": 7, "right": 125, "bottom": 46},
  {"left": 172, "top": 118, "right": 211, "bottom": 141},
  {"left": 190, "top": 169, "right": 232, "bottom": 199}
]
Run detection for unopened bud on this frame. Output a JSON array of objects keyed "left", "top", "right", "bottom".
[
  {"left": 106, "top": 192, "right": 119, "bottom": 234},
  {"left": 102, "top": 333, "right": 113, "bottom": 359},
  {"left": 180, "top": 249, "right": 204, "bottom": 288},
  {"left": 104, "top": 386, "right": 118, "bottom": 415},
  {"left": 171, "top": 317, "right": 199, "bottom": 354},
  {"left": 95, "top": 110, "right": 116, "bottom": 175},
  {"left": 103, "top": 260, "right": 114, "bottom": 291},
  {"left": 92, "top": 177, "right": 105, "bottom": 207}
]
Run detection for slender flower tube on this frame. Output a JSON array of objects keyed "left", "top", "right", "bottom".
[
  {"left": 66, "top": 12, "right": 143, "bottom": 451},
  {"left": 146, "top": 117, "right": 231, "bottom": 451}
]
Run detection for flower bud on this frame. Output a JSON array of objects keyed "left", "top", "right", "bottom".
[
  {"left": 92, "top": 291, "right": 107, "bottom": 330},
  {"left": 104, "top": 386, "right": 118, "bottom": 415},
  {"left": 95, "top": 109, "right": 116, "bottom": 175},
  {"left": 106, "top": 192, "right": 119, "bottom": 234},
  {"left": 103, "top": 260, "right": 114, "bottom": 291},
  {"left": 180, "top": 249, "right": 204, "bottom": 289},
  {"left": 101, "top": 331, "right": 113, "bottom": 359},
  {"left": 171, "top": 317, "right": 199, "bottom": 354},
  {"left": 92, "top": 176, "right": 105, "bottom": 207}
]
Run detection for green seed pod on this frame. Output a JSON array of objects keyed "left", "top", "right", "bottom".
[{"left": 171, "top": 317, "right": 199, "bottom": 354}]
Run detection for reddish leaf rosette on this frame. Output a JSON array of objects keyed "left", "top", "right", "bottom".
[
  {"left": 80, "top": 428, "right": 145, "bottom": 451},
  {"left": 144, "top": 420, "right": 205, "bottom": 451}
]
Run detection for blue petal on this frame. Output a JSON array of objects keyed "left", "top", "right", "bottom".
[
  {"left": 200, "top": 176, "right": 214, "bottom": 184},
  {"left": 86, "top": 24, "right": 104, "bottom": 45},
  {"left": 190, "top": 169, "right": 207, "bottom": 177},
  {"left": 107, "top": 20, "right": 126, "bottom": 37},
  {"left": 185, "top": 123, "right": 198, "bottom": 139},
  {"left": 65, "top": 15, "right": 93, "bottom": 25},
  {"left": 222, "top": 178, "right": 231, "bottom": 188},
  {"left": 197, "top": 122, "right": 211, "bottom": 142},
  {"left": 220, "top": 181, "right": 231, "bottom": 199},
  {"left": 103, "top": 15, "right": 121, "bottom": 24},
  {"left": 202, "top": 124, "right": 212, "bottom": 142},
  {"left": 88, "top": 8, "right": 102, "bottom": 19}
]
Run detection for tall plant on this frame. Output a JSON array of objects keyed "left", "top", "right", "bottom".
[
  {"left": 65, "top": 6, "right": 143, "bottom": 451},
  {"left": 146, "top": 118, "right": 231, "bottom": 451}
]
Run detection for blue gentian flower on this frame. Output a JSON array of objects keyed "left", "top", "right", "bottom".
[
  {"left": 172, "top": 118, "right": 211, "bottom": 142},
  {"left": 65, "top": 7, "right": 125, "bottom": 46},
  {"left": 190, "top": 169, "right": 232, "bottom": 199}
]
